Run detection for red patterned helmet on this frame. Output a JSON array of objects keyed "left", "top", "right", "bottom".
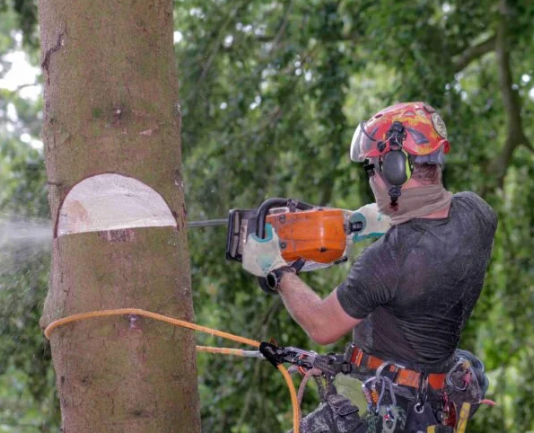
[{"left": 350, "top": 102, "right": 450, "bottom": 162}]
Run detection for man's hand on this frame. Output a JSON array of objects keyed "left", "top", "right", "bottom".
[
  {"left": 350, "top": 203, "right": 391, "bottom": 242},
  {"left": 242, "top": 223, "right": 288, "bottom": 277}
]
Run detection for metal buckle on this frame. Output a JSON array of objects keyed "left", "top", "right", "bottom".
[
  {"left": 376, "top": 361, "right": 404, "bottom": 383},
  {"left": 363, "top": 162, "right": 375, "bottom": 177},
  {"left": 415, "top": 372, "right": 429, "bottom": 410}
]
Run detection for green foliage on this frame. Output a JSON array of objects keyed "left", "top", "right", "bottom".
[
  {"left": 1, "top": 0, "right": 534, "bottom": 432},
  {"left": 0, "top": 0, "right": 37, "bottom": 47},
  {"left": 0, "top": 4, "right": 52, "bottom": 431}
]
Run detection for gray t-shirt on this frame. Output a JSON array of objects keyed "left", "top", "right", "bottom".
[{"left": 337, "top": 192, "right": 497, "bottom": 372}]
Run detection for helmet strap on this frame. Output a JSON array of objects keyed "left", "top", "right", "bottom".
[{"left": 363, "top": 161, "right": 376, "bottom": 177}]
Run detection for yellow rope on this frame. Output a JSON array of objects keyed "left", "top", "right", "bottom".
[
  {"left": 44, "top": 308, "right": 260, "bottom": 347},
  {"left": 44, "top": 308, "right": 300, "bottom": 433},
  {"left": 196, "top": 346, "right": 250, "bottom": 356}
]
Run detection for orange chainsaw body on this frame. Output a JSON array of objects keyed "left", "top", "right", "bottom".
[{"left": 267, "top": 208, "right": 347, "bottom": 264}]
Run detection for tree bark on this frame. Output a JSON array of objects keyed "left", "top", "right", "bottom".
[{"left": 38, "top": 1, "right": 201, "bottom": 432}]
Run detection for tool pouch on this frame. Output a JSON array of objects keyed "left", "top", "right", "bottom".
[
  {"left": 445, "top": 349, "right": 488, "bottom": 419},
  {"left": 288, "top": 394, "right": 367, "bottom": 433},
  {"left": 404, "top": 401, "right": 439, "bottom": 432}
]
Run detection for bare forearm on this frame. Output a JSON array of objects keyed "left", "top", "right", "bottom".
[
  {"left": 277, "top": 273, "right": 327, "bottom": 343},
  {"left": 277, "top": 272, "right": 361, "bottom": 344}
]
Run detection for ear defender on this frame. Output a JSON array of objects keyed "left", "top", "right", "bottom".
[
  {"left": 381, "top": 149, "right": 413, "bottom": 186},
  {"left": 379, "top": 120, "right": 414, "bottom": 209}
]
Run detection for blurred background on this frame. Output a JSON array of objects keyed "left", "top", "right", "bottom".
[{"left": 0, "top": 0, "right": 533, "bottom": 431}]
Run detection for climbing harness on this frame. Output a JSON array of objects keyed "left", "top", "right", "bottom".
[
  {"left": 361, "top": 364, "right": 407, "bottom": 433},
  {"left": 345, "top": 343, "right": 492, "bottom": 433},
  {"left": 347, "top": 344, "right": 447, "bottom": 391},
  {"left": 356, "top": 346, "right": 493, "bottom": 433}
]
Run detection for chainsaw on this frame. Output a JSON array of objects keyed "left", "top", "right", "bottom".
[
  {"left": 189, "top": 197, "right": 365, "bottom": 293},
  {"left": 221, "top": 198, "right": 364, "bottom": 293}
]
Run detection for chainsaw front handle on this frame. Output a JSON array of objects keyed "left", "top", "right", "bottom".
[{"left": 255, "top": 198, "right": 314, "bottom": 294}]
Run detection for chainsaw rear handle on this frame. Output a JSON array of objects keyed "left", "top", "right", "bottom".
[{"left": 255, "top": 198, "right": 314, "bottom": 294}]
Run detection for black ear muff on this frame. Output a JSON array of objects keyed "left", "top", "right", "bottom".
[{"left": 381, "top": 150, "right": 413, "bottom": 186}]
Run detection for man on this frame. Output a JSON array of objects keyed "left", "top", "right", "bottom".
[{"left": 242, "top": 102, "right": 497, "bottom": 432}]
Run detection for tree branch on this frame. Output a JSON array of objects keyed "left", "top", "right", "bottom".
[
  {"left": 523, "top": 139, "right": 534, "bottom": 153},
  {"left": 453, "top": 35, "right": 496, "bottom": 73},
  {"left": 489, "top": 0, "right": 532, "bottom": 189},
  {"left": 186, "top": 0, "right": 254, "bottom": 107},
  {"left": 270, "top": 0, "right": 293, "bottom": 52}
]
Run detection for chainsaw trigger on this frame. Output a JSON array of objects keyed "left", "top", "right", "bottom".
[{"left": 291, "top": 258, "right": 306, "bottom": 273}]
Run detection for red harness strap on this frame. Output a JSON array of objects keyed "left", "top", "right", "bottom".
[{"left": 349, "top": 346, "right": 446, "bottom": 390}]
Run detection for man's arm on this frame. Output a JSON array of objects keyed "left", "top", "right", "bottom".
[{"left": 277, "top": 272, "right": 362, "bottom": 345}]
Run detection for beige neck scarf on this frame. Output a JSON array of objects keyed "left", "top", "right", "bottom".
[{"left": 370, "top": 180, "right": 453, "bottom": 226}]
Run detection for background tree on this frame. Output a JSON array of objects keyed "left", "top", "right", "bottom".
[{"left": 0, "top": 0, "right": 533, "bottom": 432}]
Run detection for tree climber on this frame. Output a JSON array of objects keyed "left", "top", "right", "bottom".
[{"left": 242, "top": 102, "right": 498, "bottom": 433}]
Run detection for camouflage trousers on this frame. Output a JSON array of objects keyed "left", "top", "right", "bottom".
[
  {"left": 287, "top": 391, "right": 442, "bottom": 433},
  {"left": 287, "top": 393, "right": 367, "bottom": 433}
]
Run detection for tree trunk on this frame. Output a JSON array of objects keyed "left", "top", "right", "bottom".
[{"left": 38, "top": 1, "right": 201, "bottom": 432}]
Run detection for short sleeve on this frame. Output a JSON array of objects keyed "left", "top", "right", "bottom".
[
  {"left": 455, "top": 192, "right": 497, "bottom": 231},
  {"left": 336, "top": 239, "right": 398, "bottom": 319}
]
